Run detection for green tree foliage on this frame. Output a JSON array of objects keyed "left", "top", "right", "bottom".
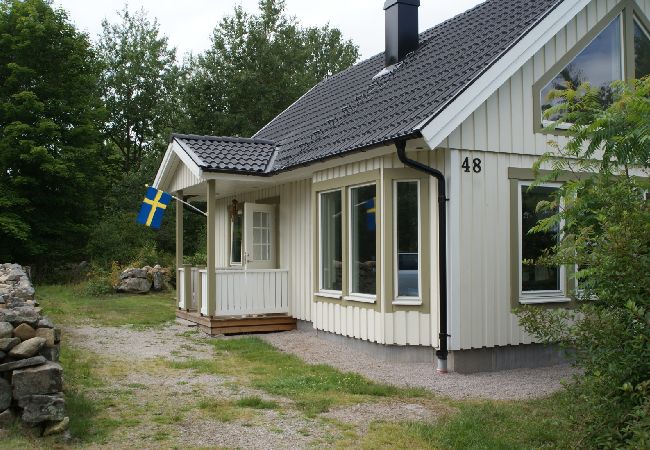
[
  {"left": 518, "top": 77, "right": 650, "bottom": 448},
  {"left": 97, "top": 6, "right": 181, "bottom": 172},
  {"left": 0, "top": 0, "right": 106, "bottom": 265},
  {"left": 181, "top": 0, "right": 359, "bottom": 137}
]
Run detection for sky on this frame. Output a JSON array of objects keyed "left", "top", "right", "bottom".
[{"left": 53, "top": 0, "right": 484, "bottom": 61}]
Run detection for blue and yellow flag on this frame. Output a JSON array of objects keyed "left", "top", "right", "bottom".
[{"left": 137, "top": 187, "right": 172, "bottom": 230}]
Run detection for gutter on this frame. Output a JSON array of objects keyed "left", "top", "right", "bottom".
[{"left": 395, "top": 139, "right": 449, "bottom": 373}]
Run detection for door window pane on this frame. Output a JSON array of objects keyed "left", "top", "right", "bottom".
[
  {"left": 635, "top": 19, "right": 650, "bottom": 78},
  {"left": 521, "top": 186, "right": 560, "bottom": 292},
  {"left": 395, "top": 181, "right": 419, "bottom": 297},
  {"left": 350, "top": 185, "right": 376, "bottom": 295},
  {"left": 230, "top": 213, "right": 243, "bottom": 264},
  {"left": 320, "top": 191, "right": 342, "bottom": 291},
  {"left": 252, "top": 211, "right": 271, "bottom": 261},
  {"left": 541, "top": 16, "right": 622, "bottom": 121}
]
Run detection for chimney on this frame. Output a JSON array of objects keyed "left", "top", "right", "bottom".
[{"left": 384, "top": 0, "right": 420, "bottom": 67}]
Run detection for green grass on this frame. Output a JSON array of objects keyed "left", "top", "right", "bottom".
[
  {"left": 236, "top": 396, "right": 279, "bottom": 410},
  {"left": 169, "top": 337, "right": 429, "bottom": 416},
  {"left": 36, "top": 284, "right": 176, "bottom": 328}
]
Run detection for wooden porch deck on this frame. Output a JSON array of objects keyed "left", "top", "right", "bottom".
[{"left": 176, "top": 309, "right": 297, "bottom": 336}]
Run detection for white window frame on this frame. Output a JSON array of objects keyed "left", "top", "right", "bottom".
[
  {"left": 345, "top": 182, "right": 377, "bottom": 303},
  {"left": 317, "top": 188, "right": 343, "bottom": 299},
  {"left": 541, "top": 14, "right": 625, "bottom": 130},
  {"left": 229, "top": 209, "right": 243, "bottom": 266},
  {"left": 517, "top": 181, "right": 570, "bottom": 304},
  {"left": 393, "top": 179, "right": 422, "bottom": 306}
]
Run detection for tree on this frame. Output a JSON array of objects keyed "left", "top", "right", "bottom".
[
  {"left": 97, "top": 6, "right": 180, "bottom": 172},
  {"left": 0, "top": 0, "right": 106, "bottom": 265},
  {"left": 181, "top": 0, "right": 359, "bottom": 137},
  {"left": 518, "top": 77, "right": 650, "bottom": 448}
]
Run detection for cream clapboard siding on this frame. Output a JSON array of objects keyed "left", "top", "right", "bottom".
[
  {"left": 169, "top": 161, "right": 201, "bottom": 193},
  {"left": 440, "top": 0, "right": 650, "bottom": 350},
  {"left": 212, "top": 179, "right": 313, "bottom": 322},
  {"left": 444, "top": 0, "right": 650, "bottom": 155},
  {"left": 312, "top": 149, "right": 446, "bottom": 347}
]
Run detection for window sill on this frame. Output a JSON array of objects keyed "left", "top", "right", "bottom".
[
  {"left": 344, "top": 294, "right": 376, "bottom": 304},
  {"left": 519, "top": 295, "right": 571, "bottom": 305},
  {"left": 314, "top": 291, "right": 342, "bottom": 300},
  {"left": 392, "top": 298, "right": 422, "bottom": 306}
]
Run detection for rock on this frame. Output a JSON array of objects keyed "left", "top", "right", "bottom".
[
  {"left": 17, "top": 394, "right": 65, "bottom": 423},
  {"left": 0, "top": 356, "right": 46, "bottom": 372},
  {"left": 38, "top": 317, "right": 54, "bottom": 329},
  {"left": 9, "top": 337, "right": 46, "bottom": 359},
  {"left": 119, "top": 267, "right": 147, "bottom": 280},
  {"left": 0, "top": 408, "right": 15, "bottom": 428},
  {"left": 12, "top": 362, "right": 62, "bottom": 398},
  {"left": 53, "top": 328, "right": 61, "bottom": 344},
  {"left": 0, "top": 378, "right": 10, "bottom": 410},
  {"left": 0, "top": 307, "right": 39, "bottom": 327},
  {"left": 35, "top": 328, "right": 55, "bottom": 347},
  {"left": 115, "top": 276, "right": 151, "bottom": 294},
  {"left": 13, "top": 323, "right": 36, "bottom": 340},
  {"left": 43, "top": 416, "right": 69, "bottom": 436},
  {"left": 0, "top": 322, "right": 12, "bottom": 338},
  {"left": 5, "top": 297, "right": 27, "bottom": 308},
  {"left": 0, "top": 351, "right": 5, "bottom": 360},
  {"left": 152, "top": 271, "right": 165, "bottom": 291},
  {"left": 39, "top": 346, "right": 59, "bottom": 362},
  {"left": 0, "top": 337, "right": 20, "bottom": 352}
]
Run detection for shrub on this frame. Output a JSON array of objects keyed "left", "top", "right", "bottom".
[
  {"left": 518, "top": 77, "right": 650, "bottom": 448},
  {"left": 83, "top": 265, "right": 115, "bottom": 296}
]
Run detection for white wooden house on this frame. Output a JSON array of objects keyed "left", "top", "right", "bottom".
[{"left": 154, "top": 0, "right": 650, "bottom": 372}]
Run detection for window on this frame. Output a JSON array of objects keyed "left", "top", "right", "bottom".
[
  {"left": 634, "top": 18, "right": 650, "bottom": 78},
  {"left": 319, "top": 190, "right": 342, "bottom": 292},
  {"left": 518, "top": 182, "right": 566, "bottom": 303},
  {"left": 540, "top": 15, "right": 623, "bottom": 123},
  {"left": 252, "top": 211, "right": 271, "bottom": 261},
  {"left": 394, "top": 181, "right": 420, "bottom": 299},
  {"left": 230, "top": 211, "right": 243, "bottom": 265},
  {"left": 349, "top": 184, "right": 377, "bottom": 296}
]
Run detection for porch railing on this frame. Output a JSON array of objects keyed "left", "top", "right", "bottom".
[{"left": 178, "top": 267, "right": 289, "bottom": 316}]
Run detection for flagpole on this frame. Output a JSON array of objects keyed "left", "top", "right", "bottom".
[{"left": 145, "top": 184, "right": 208, "bottom": 217}]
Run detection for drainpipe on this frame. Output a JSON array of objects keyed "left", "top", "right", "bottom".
[{"left": 395, "top": 140, "right": 449, "bottom": 373}]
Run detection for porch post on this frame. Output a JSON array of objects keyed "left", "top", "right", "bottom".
[
  {"left": 175, "top": 190, "right": 183, "bottom": 308},
  {"left": 206, "top": 179, "right": 217, "bottom": 317}
]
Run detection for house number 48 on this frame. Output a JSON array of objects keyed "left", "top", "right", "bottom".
[{"left": 462, "top": 157, "right": 482, "bottom": 173}]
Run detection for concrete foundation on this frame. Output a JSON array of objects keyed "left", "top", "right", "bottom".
[{"left": 296, "top": 320, "right": 571, "bottom": 372}]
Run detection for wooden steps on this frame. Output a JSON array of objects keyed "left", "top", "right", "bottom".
[{"left": 176, "top": 310, "right": 296, "bottom": 336}]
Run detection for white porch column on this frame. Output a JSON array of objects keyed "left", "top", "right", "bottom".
[
  {"left": 206, "top": 180, "right": 217, "bottom": 317},
  {"left": 175, "top": 190, "right": 183, "bottom": 308}
]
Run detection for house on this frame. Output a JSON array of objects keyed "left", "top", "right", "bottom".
[{"left": 154, "top": 0, "right": 650, "bottom": 373}]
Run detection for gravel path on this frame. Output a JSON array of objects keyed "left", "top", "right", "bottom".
[{"left": 260, "top": 329, "right": 576, "bottom": 400}]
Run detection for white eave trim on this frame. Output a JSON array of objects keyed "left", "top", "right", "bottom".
[
  {"left": 153, "top": 141, "right": 203, "bottom": 192},
  {"left": 418, "top": 0, "right": 591, "bottom": 150}
]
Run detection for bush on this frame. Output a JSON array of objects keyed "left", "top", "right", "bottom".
[
  {"left": 518, "top": 78, "right": 650, "bottom": 448},
  {"left": 83, "top": 264, "right": 116, "bottom": 296}
]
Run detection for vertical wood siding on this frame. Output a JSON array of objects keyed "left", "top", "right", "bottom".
[
  {"left": 444, "top": 0, "right": 648, "bottom": 156},
  {"left": 169, "top": 162, "right": 201, "bottom": 192}
]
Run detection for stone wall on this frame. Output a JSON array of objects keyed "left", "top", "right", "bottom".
[{"left": 0, "top": 264, "right": 68, "bottom": 436}]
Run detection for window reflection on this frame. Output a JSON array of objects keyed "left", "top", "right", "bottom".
[
  {"left": 350, "top": 185, "right": 376, "bottom": 295},
  {"left": 635, "top": 19, "right": 650, "bottom": 78},
  {"left": 320, "top": 191, "right": 342, "bottom": 291},
  {"left": 541, "top": 16, "right": 622, "bottom": 121}
]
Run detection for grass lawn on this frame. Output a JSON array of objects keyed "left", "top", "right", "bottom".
[{"left": 0, "top": 285, "right": 576, "bottom": 449}]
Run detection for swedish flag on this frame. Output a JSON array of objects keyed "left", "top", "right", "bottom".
[{"left": 137, "top": 187, "right": 172, "bottom": 230}]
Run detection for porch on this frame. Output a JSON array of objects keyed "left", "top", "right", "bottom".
[{"left": 176, "top": 265, "right": 296, "bottom": 335}]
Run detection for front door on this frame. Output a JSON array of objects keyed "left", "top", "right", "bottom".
[{"left": 243, "top": 203, "right": 276, "bottom": 269}]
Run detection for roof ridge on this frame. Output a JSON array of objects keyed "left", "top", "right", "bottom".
[{"left": 171, "top": 133, "right": 276, "bottom": 146}]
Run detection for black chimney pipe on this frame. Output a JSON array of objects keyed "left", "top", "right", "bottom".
[
  {"left": 384, "top": 0, "right": 420, "bottom": 67},
  {"left": 396, "top": 140, "right": 449, "bottom": 373}
]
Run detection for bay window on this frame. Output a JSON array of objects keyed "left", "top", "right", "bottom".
[
  {"left": 349, "top": 184, "right": 377, "bottom": 297},
  {"left": 394, "top": 180, "right": 420, "bottom": 300}
]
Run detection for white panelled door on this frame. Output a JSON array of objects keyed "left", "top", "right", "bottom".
[{"left": 243, "top": 203, "right": 276, "bottom": 269}]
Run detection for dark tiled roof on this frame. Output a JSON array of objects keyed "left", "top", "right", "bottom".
[
  {"left": 175, "top": 0, "right": 563, "bottom": 175},
  {"left": 172, "top": 134, "right": 276, "bottom": 174}
]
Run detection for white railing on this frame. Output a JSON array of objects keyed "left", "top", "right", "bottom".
[{"left": 180, "top": 267, "right": 289, "bottom": 316}]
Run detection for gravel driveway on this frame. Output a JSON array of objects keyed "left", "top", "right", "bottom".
[{"left": 260, "top": 329, "right": 576, "bottom": 400}]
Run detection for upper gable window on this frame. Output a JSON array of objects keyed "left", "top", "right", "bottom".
[
  {"left": 541, "top": 15, "right": 623, "bottom": 123},
  {"left": 635, "top": 18, "right": 650, "bottom": 78}
]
